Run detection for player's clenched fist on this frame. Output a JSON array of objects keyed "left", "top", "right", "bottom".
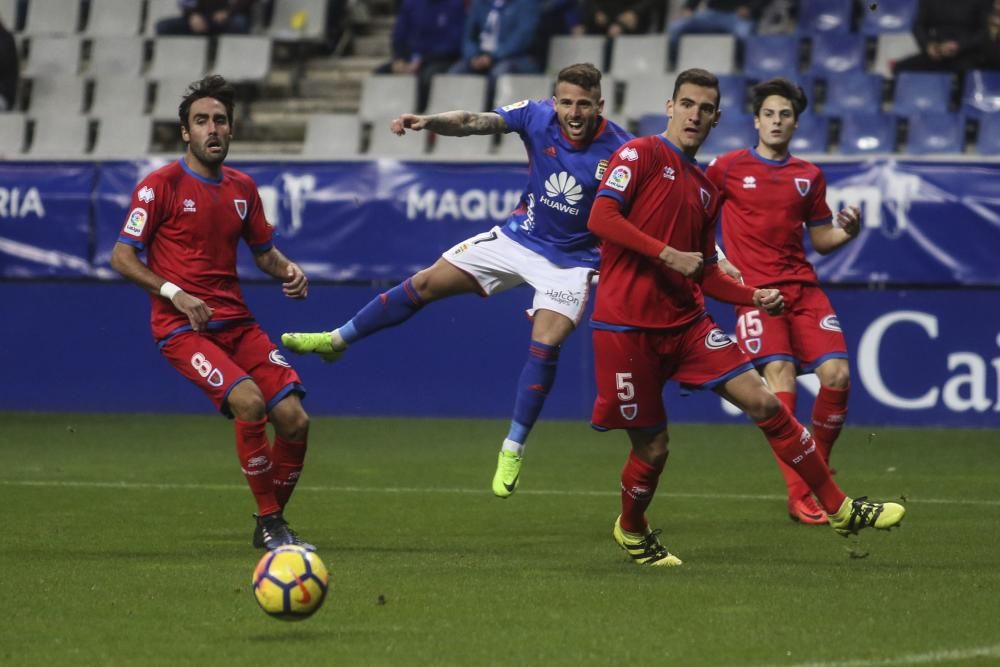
[
  {"left": 173, "top": 292, "right": 214, "bottom": 331},
  {"left": 390, "top": 114, "right": 427, "bottom": 135},
  {"left": 752, "top": 288, "right": 784, "bottom": 315},
  {"left": 659, "top": 246, "right": 704, "bottom": 278},
  {"left": 836, "top": 205, "right": 862, "bottom": 237},
  {"left": 282, "top": 263, "right": 308, "bottom": 299}
]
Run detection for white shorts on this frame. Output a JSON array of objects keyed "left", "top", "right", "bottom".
[{"left": 442, "top": 226, "right": 596, "bottom": 325}]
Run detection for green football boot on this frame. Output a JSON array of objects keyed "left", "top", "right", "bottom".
[
  {"left": 613, "top": 516, "right": 682, "bottom": 567},
  {"left": 492, "top": 450, "right": 522, "bottom": 498},
  {"left": 828, "top": 496, "right": 906, "bottom": 537},
  {"left": 281, "top": 331, "right": 344, "bottom": 363}
]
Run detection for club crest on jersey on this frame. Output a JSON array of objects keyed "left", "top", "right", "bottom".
[
  {"left": 234, "top": 199, "right": 248, "bottom": 220},
  {"left": 820, "top": 315, "right": 842, "bottom": 332},
  {"left": 742, "top": 176, "right": 757, "bottom": 189},
  {"left": 137, "top": 186, "right": 154, "bottom": 203},
  {"left": 705, "top": 328, "right": 735, "bottom": 350},
  {"left": 620, "top": 403, "right": 638, "bottom": 421},
  {"left": 269, "top": 349, "right": 291, "bottom": 368},
  {"left": 607, "top": 165, "right": 631, "bottom": 192},
  {"left": 662, "top": 166, "right": 676, "bottom": 180},
  {"left": 125, "top": 207, "right": 147, "bottom": 236},
  {"left": 795, "top": 178, "right": 811, "bottom": 196},
  {"left": 618, "top": 146, "right": 638, "bottom": 161},
  {"left": 745, "top": 338, "right": 762, "bottom": 354},
  {"left": 595, "top": 159, "right": 609, "bottom": 180},
  {"left": 699, "top": 187, "right": 712, "bottom": 210}
]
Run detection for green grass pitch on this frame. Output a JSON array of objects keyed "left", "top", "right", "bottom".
[{"left": 2, "top": 412, "right": 999, "bottom": 666}]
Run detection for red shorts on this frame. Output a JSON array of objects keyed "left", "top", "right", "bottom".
[
  {"left": 734, "top": 283, "right": 847, "bottom": 373},
  {"left": 159, "top": 322, "right": 303, "bottom": 415},
  {"left": 591, "top": 316, "right": 754, "bottom": 431}
]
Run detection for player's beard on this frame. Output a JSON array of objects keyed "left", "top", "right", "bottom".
[{"left": 192, "top": 136, "right": 230, "bottom": 166}]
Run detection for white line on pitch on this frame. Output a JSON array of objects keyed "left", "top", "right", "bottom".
[
  {"left": 0, "top": 479, "right": 997, "bottom": 507},
  {"left": 763, "top": 642, "right": 1000, "bottom": 667}
]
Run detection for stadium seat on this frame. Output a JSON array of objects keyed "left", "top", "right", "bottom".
[
  {"left": 798, "top": 0, "right": 852, "bottom": 33},
  {"left": 147, "top": 37, "right": 209, "bottom": 81},
  {"left": 494, "top": 74, "right": 551, "bottom": 107},
  {"left": 676, "top": 34, "right": 736, "bottom": 74},
  {"left": 90, "top": 77, "right": 150, "bottom": 118},
  {"left": 151, "top": 77, "right": 195, "bottom": 120},
  {"left": 22, "top": 36, "right": 81, "bottom": 77},
  {"left": 789, "top": 112, "right": 829, "bottom": 154},
  {"left": 546, "top": 35, "right": 606, "bottom": 74},
  {"left": 700, "top": 111, "right": 755, "bottom": 158},
  {"left": 609, "top": 34, "right": 669, "bottom": 79},
  {"left": 87, "top": 36, "right": 145, "bottom": 77},
  {"left": 904, "top": 112, "right": 964, "bottom": 155},
  {"left": 892, "top": 72, "right": 954, "bottom": 116},
  {"left": 962, "top": 70, "right": 1000, "bottom": 118},
  {"left": 214, "top": 36, "right": 273, "bottom": 83},
  {"left": 144, "top": 0, "right": 180, "bottom": 36},
  {"left": 91, "top": 115, "right": 152, "bottom": 157},
  {"left": 268, "top": 0, "right": 330, "bottom": 41},
  {"left": 84, "top": 0, "right": 144, "bottom": 36},
  {"left": 0, "top": 112, "right": 26, "bottom": 155},
  {"left": 26, "top": 76, "right": 86, "bottom": 115},
  {"left": 824, "top": 72, "right": 884, "bottom": 115},
  {"left": 743, "top": 34, "right": 802, "bottom": 81},
  {"left": 22, "top": 0, "right": 81, "bottom": 35},
  {"left": 717, "top": 74, "right": 748, "bottom": 113},
  {"left": 0, "top": 0, "right": 17, "bottom": 28},
  {"left": 974, "top": 114, "right": 1000, "bottom": 155},
  {"left": 366, "top": 115, "right": 426, "bottom": 158},
  {"left": 636, "top": 113, "right": 666, "bottom": 137},
  {"left": 860, "top": 0, "right": 917, "bottom": 35},
  {"left": 425, "top": 74, "right": 488, "bottom": 115},
  {"left": 808, "top": 32, "right": 867, "bottom": 76},
  {"left": 358, "top": 75, "right": 417, "bottom": 122},
  {"left": 431, "top": 133, "right": 495, "bottom": 159},
  {"left": 27, "top": 114, "right": 91, "bottom": 156},
  {"left": 494, "top": 132, "right": 527, "bottom": 160},
  {"left": 838, "top": 111, "right": 897, "bottom": 154},
  {"left": 301, "top": 113, "right": 363, "bottom": 158},
  {"left": 621, "top": 74, "right": 676, "bottom": 123},
  {"left": 872, "top": 32, "right": 918, "bottom": 77}
]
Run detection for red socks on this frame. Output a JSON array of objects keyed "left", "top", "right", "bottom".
[
  {"left": 811, "top": 385, "right": 849, "bottom": 463},
  {"left": 756, "top": 405, "right": 846, "bottom": 514},
  {"left": 272, "top": 436, "right": 308, "bottom": 509},
  {"left": 235, "top": 417, "right": 280, "bottom": 516},
  {"left": 769, "top": 391, "right": 812, "bottom": 500},
  {"left": 619, "top": 450, "right": 664, "bottom": 534}
]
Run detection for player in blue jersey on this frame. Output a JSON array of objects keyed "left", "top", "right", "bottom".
[{"left": 283, "top": 63, "right": 633, "bottom": 498}]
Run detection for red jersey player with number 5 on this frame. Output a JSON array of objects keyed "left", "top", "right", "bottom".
[
  {"left": 110, "top": 75, "right": 315, "bottom": 552},
  {"left": 586, "top": 69, "right": 904, "bottom": 567},
  {"left": 706, "top": 78, "right": 862, "bottom": 526}
]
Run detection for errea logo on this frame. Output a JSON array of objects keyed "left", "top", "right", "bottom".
[
  {"left": 743, "top": 176, "right": 757, "bottom": 189},
  {"left": 541, "top": 172, "right": 583, "bottom": 215}
]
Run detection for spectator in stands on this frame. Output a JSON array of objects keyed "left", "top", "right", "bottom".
[
  {"left": 156, "top": 0, "right": 255, "bottom": 36},
  {"left": 0, "top": 18, "right": 17, "bottom": 112},
  {"left": 582, "top": 0, "right": 652, "bottom": 37},
  {"left": 894, "top": 0, "right": 991, "bottom": 74},
  {"left": 667, "top": 0, "right": 763, "bottom": 67},
  {"left": 449, "top": 0, "right": 541, "bottom": 99},
  {"left": 377, "top": 0, "right": 466, "bottom": 112},
  {"left": 979, "top": 0, "right": 1000, "bottom": 69}
]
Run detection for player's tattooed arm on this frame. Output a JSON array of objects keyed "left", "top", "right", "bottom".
[{"left": 390, "top": 111, "right": 507, "bottom": 136}]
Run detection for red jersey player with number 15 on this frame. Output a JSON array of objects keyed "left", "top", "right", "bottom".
[
  {"left": 110, "top": 75, "right": 315, "bottom": 552},
  {"left": 586, "top": 69, "right": 904, "bottom": 567}
]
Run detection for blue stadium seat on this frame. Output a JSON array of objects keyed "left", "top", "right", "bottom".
[
  {"left": 789, "top": 113, "right": 829, "bottom": 153},
  {"left": 860, "top": 0, "right": 917, "bottom": 35},
  {"left": 701, "top": 112, "right": 756, "bottom": 157},
  {"left": 798, "top": 0, "right": 852, "bottom": 33},
  {"left": 892, "top": 72, "right": 954, "bottom": 116},
  {"left": 838, "top": 112, "right": 897, "bottom": 154},
  {"left": 743, "top": 35, "right": 801, "bottom": 81},
  {"left": 717, "top": 74, "right": 748, "bottom": 113},
  {"left": 904, "top": 112, "right": 965, "bottom": 155},
  {"left": 824, "top": 72, "right": 884, "bottom": 114},
  {"left": 636, "top": 113, "right": 666, "bottom": 137},
  {"left": 962, "top": 70, "right": 1000, "bottom": 118},
  {"left": 975, "top": 114, "right": 1000, "bottom": 154},
  {"left": 809, "top": 33, "right": 867, "bottom": 76}
]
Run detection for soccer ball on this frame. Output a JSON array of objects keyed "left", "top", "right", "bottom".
[{"left": 252, "top": 545, "right": 330, "bottom": 620}]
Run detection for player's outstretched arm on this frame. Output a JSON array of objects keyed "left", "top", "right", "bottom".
[
  {"left": 254, "top": 247, "right": 308, "bottom": 299},
  {"left": 390, "top": 110, "right": 507, "bottom": 137},
  {"left": 110, "top": 241, "right": 214, "bottom": 330},
  {"left": 809, "top": 205, "right": 862, "bottom": 254}
]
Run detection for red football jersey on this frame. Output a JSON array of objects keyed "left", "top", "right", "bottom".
[
  {"left": 591, "top": 135, "right": 721, "bottom": 329},
  {"left": 118, "top": 159, "right": 273, "bottom": 340},
  {"left": 705, "top": 148, "right": 832, "bottom": 287}
]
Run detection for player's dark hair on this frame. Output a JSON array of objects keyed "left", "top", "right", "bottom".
[
  {"left": 178, "top": 74, "right": 236, "bottom": 129},
  {"left": 672, "top": 68, "right": 721, "bottom": 108},
  {"left": 751, "top": 78, "right": 808, "bottom": 118},
  {"left": 555, "top": 63, "right": 602, "bottom": 96}
]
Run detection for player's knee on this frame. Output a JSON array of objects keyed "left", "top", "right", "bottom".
[
  {"left": 227, "top": 381, "right": 266, "bottom": 421},
  {"left": 277, "top": 410, "right": 310, "bottom": 441},
  {"left": 746, "top": 390, "right": 782, "bottom": 422},
  {"left": 823, "top": 367, "right": 850, "bottom": 390}
]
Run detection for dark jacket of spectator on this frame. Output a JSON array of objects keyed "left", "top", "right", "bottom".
[
  {"left": 682, "top": 0, "right": 764, "bottom": 14},
  {"left": 391, "top": 0, "right": 465, "bottom": 64},
  {"left": 896, "top": 0, "right": 992, "bottom": 72},
  {"left": 460, "top": 0, "right": 539, "bottom": 62},
  {"left": 582, "top": 0, "right": 652, "bottom": 35},
  {"left": 0, "top": 18, "right": 17, "bottom": 112},
  {"left": 157, "top": 0, "right": 255, "bottom": 35}
]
